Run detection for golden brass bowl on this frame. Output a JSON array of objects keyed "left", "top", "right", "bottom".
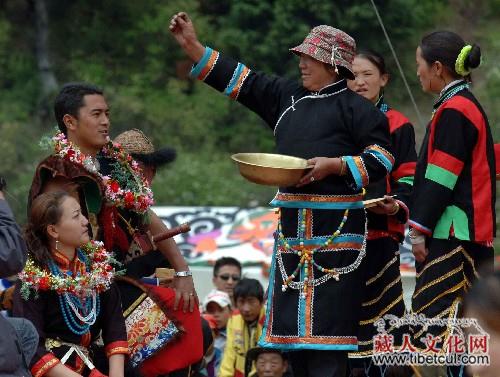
[{"left": 231, "top": 153, "right": 312, "bottom": 187}]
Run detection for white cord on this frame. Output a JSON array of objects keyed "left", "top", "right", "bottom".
[{"left": 369, "top": 0, "right": 425, "bottom": 126}]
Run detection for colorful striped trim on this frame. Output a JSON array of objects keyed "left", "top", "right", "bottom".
[
  {"left": 105, "top": 340, "right": 129, "bottom": 357},
  {"left": 273, "top": 192, "right": 364, "bottom": 203},
  {"left": 189, "top": 46, "right": 219, "bottom": 81},
  {"left": 425, "top": 163, "right": 458, "bottom": 190},
  {"left": 365, "top": 144, "right": 394, "bottom": 172},
  {"left": 224, "top": 63, "right": 251, "bottom": 99},
  {"left": 344, "top": 156, "right": 368, "bottom": 190},
  {"left": 285, "top": 234, "right": 364, "bottom": 247},
  {"left": 408, "top": 220, "right": 432, "bottom": 236},
  {"left": 429, "top": 149, "right": 464, "bottom": 176},
  {"left": 271, "top": 192, "right": 364, "bottom": 210},
  {"left": 392, "top": 161, "right": 416, "bottom": 181},
  {"left": 32, "top": 353, "right": 60, "bottom": 377},
  {"left": 397, "top": 176, "right": 414, "bottom": 186},
  {"left": 259, "top": 336, "right": 358, "bottom": 351}
]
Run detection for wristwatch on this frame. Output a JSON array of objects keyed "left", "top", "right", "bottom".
[
  {"left": 174, "top": 270, "right": 193, "bottom": 277},
  {"left": 0, "top": 176, "right": 6, "bottom": 191}
]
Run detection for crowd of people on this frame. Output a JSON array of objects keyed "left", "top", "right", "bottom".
[{"left": 0, "top": 9, "right": 497, "bottom": 377}]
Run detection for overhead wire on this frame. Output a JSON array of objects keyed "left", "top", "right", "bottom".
[{"left": 369, "top": 0, "right": 425, "bottom": 126}]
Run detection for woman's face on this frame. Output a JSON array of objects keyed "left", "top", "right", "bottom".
[
  {"left": 49, "top": 196, "right": 90, "bottom": 249},
  {"left": 416, "top": 46, "right": 442, "bottom": 94},
  {"left": 348, "top": 56, "right": 388, "bottom": 103},
  {"left": 299, "top": 54, "right": 337, "bottom": 91}
]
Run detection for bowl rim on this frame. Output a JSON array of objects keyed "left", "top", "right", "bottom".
[{"left": 231, "top": 152, "right": 310, "bottom": 170}]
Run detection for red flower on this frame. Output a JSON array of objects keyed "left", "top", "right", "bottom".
[
  {"left": 109, "top": 181, "right": 120, "bottom": 193},
  {"left": 124, "top": 192, "right": 135, "bottom": 206},
  {"left": 39, "top": 276, "right": 50, "bottom": 290},
  {"left": 67, "top": 149, "right": 75, "bottom": 159}
]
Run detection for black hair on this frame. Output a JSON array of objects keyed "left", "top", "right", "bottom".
[
  {"left": 356, "top": 49, "right": 388, "bottom": 75},
  {"left": 213, "top": 256, "right": 242, "bottom": 277},
  {"left": 233, "top": 278, "right": 264, "bottom": 303},
  {"left": 54, "top": 82, "right": 104, "bottom": 134},
  {"left": 131, "top": 147, "right": 177, "bottom": 168},
  {"left": 420, "top": 31, "right": 481, "bottom": 79},
  {"left": 24, "top": 191, "right": 71, "bottom": 269}
]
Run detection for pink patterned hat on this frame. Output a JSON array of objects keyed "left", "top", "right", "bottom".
[{"left": 290, "top": 25, "right": 356, "bottom": 80}]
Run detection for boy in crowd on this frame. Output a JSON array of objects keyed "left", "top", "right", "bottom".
[
  {"left": 220, "top": 278, "right": 265, "bottom": 377},
  {"left": 201, "top": 290, "right": 232, "bottom": 377}
]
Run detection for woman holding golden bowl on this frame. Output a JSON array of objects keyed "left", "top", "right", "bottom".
[{"left": 170, "top": 13, "right": 393, "bottom": 377}]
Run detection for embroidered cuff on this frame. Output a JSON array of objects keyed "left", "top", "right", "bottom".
[
  {"left": 31, "top": 353, "right": 60, "bottom": 377},
  {"left": 344, "top": 156, "right": 369, "bottom": 190},
  {"left": 394, "top": 199, "right": 409, "bottom": 224},
  {"left": 408, "top": 220, "right": 432, "bottom": 237},
  {"left": 105, "top": 340, "right": 129, "bottom": 358},
  {"left": 190, "top": 46, "right": 219, "bottom": 81}
]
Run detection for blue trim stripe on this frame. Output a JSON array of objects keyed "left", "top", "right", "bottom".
[
  {"left": 257, "top": 339, "right": 358, "bottom": 351},
  {"left": 298, "top": 267, "right": 306, "bottom": 337},
  {"left": 224, "top": 63, "right": 244, "bottom": 96},
  {"left": 366, "top": 149, "right": 393, "bottom": 172},
  {"left": 259, "top": 241, "right": 279, "bottom": 345},
  {"left": 270, "top": 199, "right": 364, "bottom": 210},
  {"left": 344, "top": 156, "right": 363, "bottom": 190},
  {"left": 190, "top": 46, "right": 212, "bottom": 78},
  {"left": 285, "top": 235, "right": 364, "bottom": 246}
]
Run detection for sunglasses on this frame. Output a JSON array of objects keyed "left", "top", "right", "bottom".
[{"left": 218, "top": 274, "right": 241, "bottom": 282}]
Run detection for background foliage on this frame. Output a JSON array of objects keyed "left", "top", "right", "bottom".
[{"left": 0, "top": 0, "right": 498, "bottom": 250}]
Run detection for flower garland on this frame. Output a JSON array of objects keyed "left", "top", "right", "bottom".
[
  {"left": 51, "top": 132, "right": 154, "bottom": 214},
  {"left": 18, "top": 240, "right": 118, "bottom": 300}
]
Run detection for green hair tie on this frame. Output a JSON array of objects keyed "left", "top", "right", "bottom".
[{"left": 455, "top": 45, "right": 473, "bottom": 76}]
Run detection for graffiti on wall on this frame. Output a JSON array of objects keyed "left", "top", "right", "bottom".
[{"left": 154, "top": 206, "right": 416, "bottom": 274}]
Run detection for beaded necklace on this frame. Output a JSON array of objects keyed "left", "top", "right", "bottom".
[
  {"left": 277, "top": 208, "right": 364, "bottom": 298},
  {"left": 431, "top": 81, "right": 469, "bottom": 119},
  {"left": 47, "top": 255, "right": 101, "bottom": 335}
]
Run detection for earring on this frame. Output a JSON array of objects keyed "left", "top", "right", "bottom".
[{"left": 55, "top": 240, "right": 59, "bottom": 251}]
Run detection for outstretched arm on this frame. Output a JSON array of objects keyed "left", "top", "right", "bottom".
[{"left": 169, "top": 12, "right": 205, "bottom": 62}]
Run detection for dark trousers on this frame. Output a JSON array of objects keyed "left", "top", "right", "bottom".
[{"left": 290, "top": 350, "right": 347, "bottom": 377}]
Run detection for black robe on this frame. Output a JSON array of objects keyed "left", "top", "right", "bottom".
[{"left": 191, "top": 47, "right": 393, "bottom": 351}]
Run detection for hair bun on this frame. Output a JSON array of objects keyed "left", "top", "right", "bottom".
[{"left": 465, "top": 43, "right": 481, "bottom": 70}]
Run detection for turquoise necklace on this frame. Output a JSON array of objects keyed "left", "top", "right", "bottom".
[{"left": 48, "top": 251, "right": 101, "bottom": 335}]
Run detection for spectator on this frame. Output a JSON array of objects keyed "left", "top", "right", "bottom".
[
  {"left": 0, "top": 175, "right": 38, "bottom": 376},
  {"left": 246, "top": 348, "right": 288, "bottom": 377},
  {"left": 220, "top": 278, "right": 265, "bottom": 377},
  {"left": 201, "top": 290, "right": 232, "bottom": 377},
  {"left": 211, "top": 257, "right": 242, "bottom": 306},
  {"left": 464, "top": 270, "right": 500, "bottom": 377}
]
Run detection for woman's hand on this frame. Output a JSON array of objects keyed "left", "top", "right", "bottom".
[
  {"left": 169, "top": 12, "right": 205, "bottom": 62},
  {"left": 412, "top": 242, "right": 428, "bottom": 263},
  {"left": 173, "top": 275, "right": 198, "bottom": 313},
  {"left": 297, "top": 157, "right": 341, "bottom": 187},
  {"left": 368, "top": 195, "right": 399, "bottom": 215}
]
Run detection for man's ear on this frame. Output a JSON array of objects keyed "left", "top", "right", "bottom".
[{"left": 63, "top": 114, "right": 77, "bottom": 131}]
